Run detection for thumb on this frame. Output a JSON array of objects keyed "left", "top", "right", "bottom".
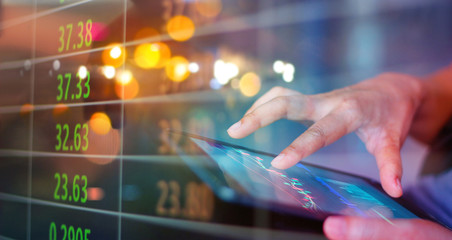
[{"left": 324, "top": 216, "right": 452, "bottom": 240}]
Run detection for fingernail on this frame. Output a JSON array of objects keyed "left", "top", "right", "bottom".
[
  {"left": 271, "top": 154, "right": 285, "bottom": 168},
  {"left": 395, "top": 177, "right": 402, "bottom": 193},
  {"left": 324, "top": 217, "right": 346, "bottom": 239},
  {"left": 227, "top": 121, "right": 241, "bottom": 132}
]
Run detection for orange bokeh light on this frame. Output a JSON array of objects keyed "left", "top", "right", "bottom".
[
  {"left": 52, "top": 103, "right": 68, "bottom": 116},
  {"left": 115, "top": 77, "right": 140, "bottom": 100},
  {"left": 134, "top": 27, "right": 160, "bottom": 42},
  {"left": 165, "top": 56, "right": 190, "bottom": 82},
  {"left": 102, "top": 43, "right": 126, "bottom": 68},
  {"left": 167, "top": 15, "right": 195, "bottom": 42},
  {"left": 152, "top": 42, "right": 171, "bottom": 68},
  {"left": 89, "top": 112, "right": 112, "bottom": 135},
  {"left": 195, "top": 0, "right": 223, "bottom": 18},
  {"left": 20, "top": 103, "right": 34, "bottom": 116}
]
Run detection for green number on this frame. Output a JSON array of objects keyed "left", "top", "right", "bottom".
[
  {"left": 60, "top": 0, "right": 64, "bottom": 3},
  {"left": 75, "top": 72, "right": 83, "bottom": 99},
  {"left": 58, "top": 26, "right": 65, "bottom": 52},
  {"left": 62, "top": 124, "right": 70, "bottom": 151},
  {"left": 64, "top": 73, "right": 71, "bottom": 100},
  {"left": 82, "top": 124, "right": 89, "bottom": 151},
  {"left": 74, "top": 124, "right": 81, "bottom": 151},
  {"left": 73, "top": 175, "right": 80, "bottom": 202},
  {"left": 85, "top": 19, "right": 93, "bottom": 47},
  {"left": 54, "top": 173, "right": 61, "bottom": 200},
  {"left": 65, "top": 24, "right": 73, "bottom": 51},
  {"left": 77, "top": 21, "right": 84, "bottom": 49},
  {"left": 85, "top": 229, "right": 91, "bottom": 240},
  {"left": 61, "top": 173, "right": 68, "bottom": 201},
  {"left": 76, "top": 228, "right": 83, "bottom": 240},
  {"left": 55, "top": 124, "right": 62, "bottom": 151},
  {"left": 57, "top": 74, "right": 63, "bottom": 101},
  {"left": 61, "top": 224, "right": 67, "bottom": 240},
  {"left": 49, "top": 222, "right": 57, "bottom": 240},
  {"left": 68, "top": 226, "right": 75, "bottom": 240},
  {"left": 81, "top": 175, "right": 88, "bottom": 203},
  {"left": 83, "top": 71, "right": 90, "bottom": 99}
]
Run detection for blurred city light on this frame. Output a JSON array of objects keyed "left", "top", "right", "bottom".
[
  {"left": 89, "top": 112, "right": 112, "bottom": 135},
  {"left": 167, "top": 15, "right": 195, "bottom": 42},
  {"left": 102, "top": 43, "right": 126, "bottom": 67},
  {"left": 166, "top": 56, "right": 190, "bottom": 82},
  {"left": 214, "top": 60, "right": 239, "bottom": 85},
  {"left": 188, "top": 62, "right": 200, "bottom": 73},
  {"left": 102, "top": 66, "right": 116, "bottom": 79},
  {"left": 239, "top": 72, "right": 261, "bottom": 97},
  {"left": 78, "top": 65, "right": 88, "bottom": 79},
  {"left": 134, "top": 43, "right": 161, "bottom": 69},
  {"left": 195, "top": 0, "right": 223, "bottom": 18}
]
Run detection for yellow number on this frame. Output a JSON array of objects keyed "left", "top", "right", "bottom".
[
  {"left": 65, "top": 24, "right": 73, "bottom": 51},
  {"left": 58, "top": 26, "right": 65, "bottom": 52},
  {"left": 85, "top": 19, "right": 92, "bottom": 47},
  {"left": 168, "top": 181, "right": 181, "bottom": 216},
  {"left": 77, "top": 21, "right": 84, "bottom": 48},
  {"left": 156, "top": 180, "right": 169, "bottom": 215}
]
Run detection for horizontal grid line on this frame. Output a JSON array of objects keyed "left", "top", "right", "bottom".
[
  {"left": 0, "top": 89, "right": 230, "bottom": 114},
  {"left": 0, "top": 149, "right": 188, "bottom": 163},
  {"left": 0, "top": 192, "right": 299, "bottom": 239},
  {"left": 1, "top": 0, "right": 448, "bottom": 70}
]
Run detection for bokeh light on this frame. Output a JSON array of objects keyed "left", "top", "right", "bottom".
[
  {"left": 78, "top": 65, "right": 88, "bottom": 79},
  {"left": 152, "top": 42, "right": 172, "bottom": 68},
  {"left": 167, "top": 15, "right": 195, "bottom": 42},
  {"left": 195, "top": 0, "right": 223, "bottom": 18},
  {"left": 188, "top": 62, "right": 200, "bottom": 73},
  {"left": 115, "top": 77, "right": 139, "bottom": 100},
  {"left": 20, "top": 103, "right": 33, "bottom": 116},
  {"left": 52, "top": 103, "right": 68, "bottom": 116},
  {"left": 214, "top": 60, "right": 239, "bottom": 85},
  {"left": 134, "top": 43, "right": 160, "bottom": 69},
  {"left": 102, "top": 43, "right": 126, "bottom": 68},
  {"left": 102, "top": 66, "right": 116, "bottom": 79},
  {"left": 89, "top": 112, "right": 112, "bottom": 135},
  {"left": 87, "top": 187, "right": 105, "bottom": 201},
  {"left": 83, "top": 126, "right": 120, "bottom": 165},
  {"left": 273, "top": 60, "right": 285, "bottom": 74},
  {"left": 134, "top": 27, "right": 160, "bottom": 42},
  {"left": 116, "top": 70, "right": 133, "bottom": 85},
  {"left": 239, "top": 72, "right": 261, "bottom": 97},
  {"left": 165, "top": 56, "right": 190, "bottom": 82}
]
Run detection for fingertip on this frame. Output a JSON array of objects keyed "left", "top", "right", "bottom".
[
  {"left": 227, "top": 121, "right": 242, "bottom": 138},
  {"left": 381, "top": 174, "right": 403, "bottom": 198},
  {"left": 271, "top": 154, "right": 287, "bottom": 169}
]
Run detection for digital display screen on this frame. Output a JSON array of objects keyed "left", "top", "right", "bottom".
[
  {"left": 182, "top": 135, "right": 417, "bottom": 222},
  {"left": 1, "top": 0, "right": 451, "bottom": 239}
]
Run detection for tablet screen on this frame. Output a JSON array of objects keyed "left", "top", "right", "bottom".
[{"left": 181, "top": 135, "right": 418, "bottom": 222}]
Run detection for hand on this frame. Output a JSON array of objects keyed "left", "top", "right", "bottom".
[
  {"left": 323, "top": 216, "right": 452, "bottom": 240},
  {"left": 227, "top": 73, "right": 425, "bottom": 197}
]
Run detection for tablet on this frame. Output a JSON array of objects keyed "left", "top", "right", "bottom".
[{"left": 169, "top": 130, "right": 418, "bottom": 227}]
